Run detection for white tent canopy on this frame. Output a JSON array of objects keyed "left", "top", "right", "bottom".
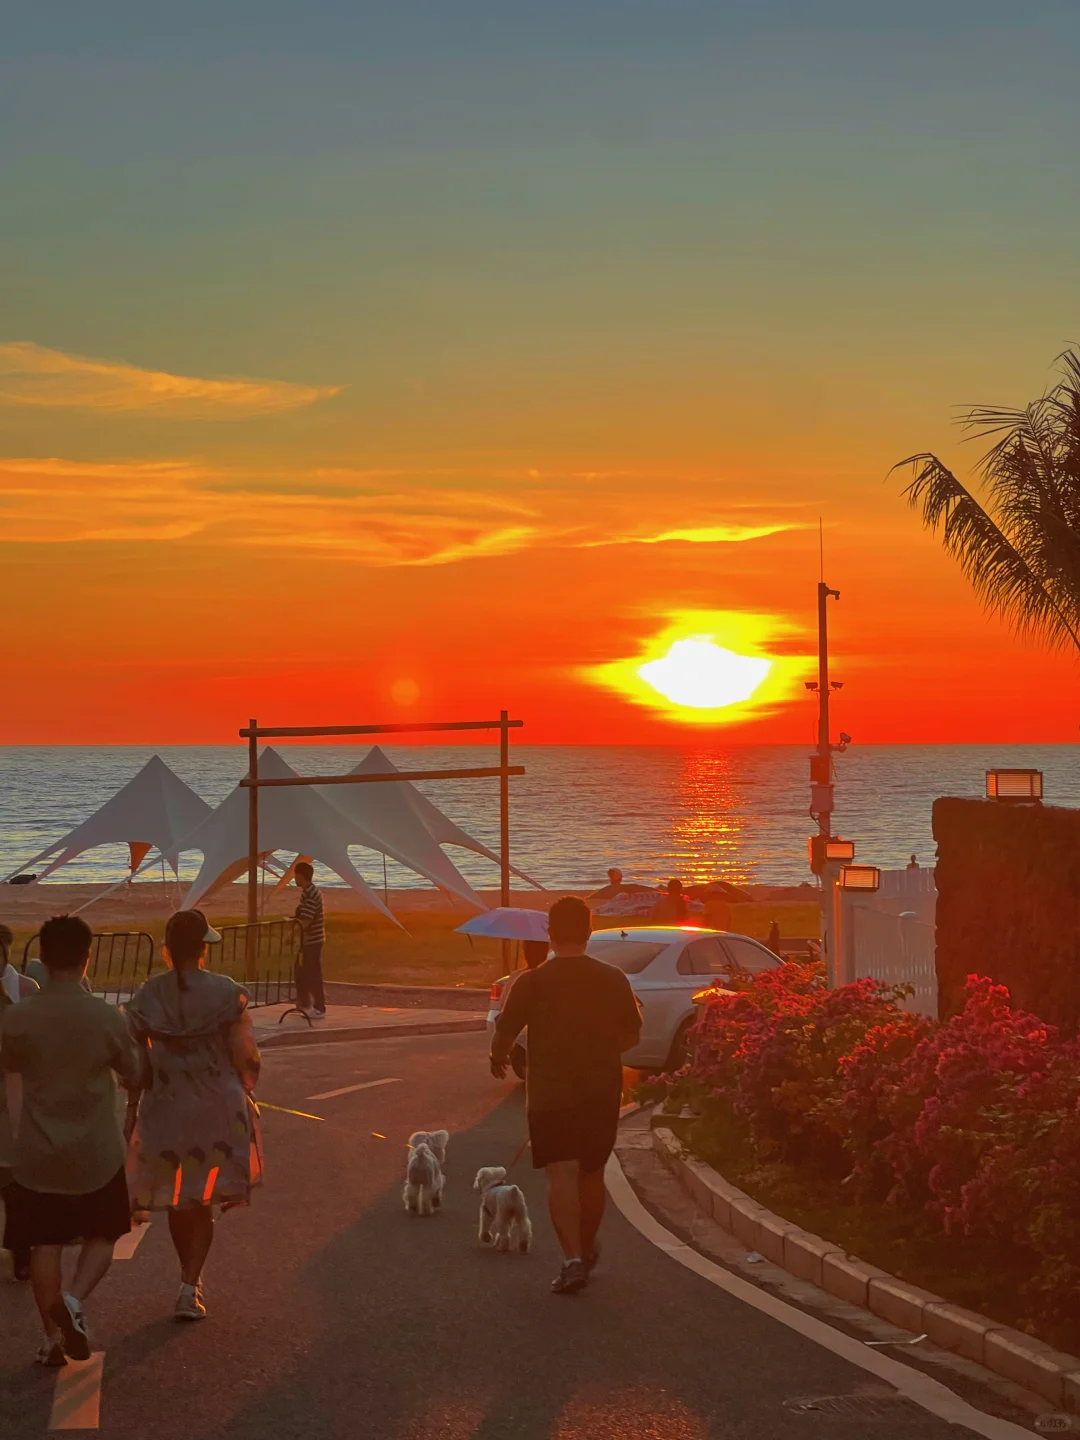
[
  {"left": 319, "top": 750, "right": 485, "bottom": 910},
  {"left": 357, "top": 746, "right": 544, "bottom": 890},
  {"left": 179, "top": 747, "right": 417, "bottom": 922},
  {"left": 5, "top": 755, "right": 212, "bottom": 882}
]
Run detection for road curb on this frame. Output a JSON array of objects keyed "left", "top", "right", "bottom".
[
  {"left": 258, "top": 1017, "right": 486, "bottom": 1049},
  {"left": 323, "top": 981, "right": 489, "bottom": 1011},
  {"left": 651, "top": 1124, "right": 1080, "bottom": 1411}
]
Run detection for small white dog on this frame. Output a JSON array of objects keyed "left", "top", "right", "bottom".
[
  {"left": 408, "top": 1129, "right": 449, "bottom": 1168},
  {"left": 474, "top": 1166, "right": 532, "bottom": 1253},
  {"left": 404, "top": 1130, "right": 449, "bottom": 1216}
]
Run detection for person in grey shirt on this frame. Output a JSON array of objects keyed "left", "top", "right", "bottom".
[{"left": 1, "top": 915, "right": 142, "bottom": 1366}]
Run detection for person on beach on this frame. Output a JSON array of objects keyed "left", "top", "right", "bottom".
[
  {"left": 521, "top": 939, "right": 549, "bottom": 970},
  {"left": 1, "top": 915, "right": 142, "bottom": 1365},
  {"left": 907, "top": 854, "right": 920, "bottom": 870},
  {"left": 125, "top": 909, "right": 262, "bottom": 1321},
  {"left": 490, "top": 896, "right": 641, "bottom": 1295},
  {"left": 766, "top": 920, "right": 782, "bottom": 956},
  {"left": 589, "top": 868, "right": 626, "bottom": 902},
  {"left": 652, "top": 878, "right": 688, "bottom": 924},
  {"left": 1, "top": 922, "right": 39, "bottom": 1283},
  {"left": 293, "top": 861, "right": 326, "bottom": 1019}
]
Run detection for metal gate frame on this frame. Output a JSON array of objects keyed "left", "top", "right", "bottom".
[
  {"left": 21, "top": 929, "right": 155, "bottom": 1004},
  {"left": 212, "top": 919, "right": 302, "bottom": 1009},
  {"left": 239, "top": 712, "right": 525, "bottom": 969}
]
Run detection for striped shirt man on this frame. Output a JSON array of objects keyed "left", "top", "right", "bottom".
[{"left": 296, "top": 882, "right": 325, "bottom": 947}]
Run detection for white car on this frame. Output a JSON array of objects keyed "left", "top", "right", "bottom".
[{"left": 486, "top": 926, "right": 784, "bottom": 1077}]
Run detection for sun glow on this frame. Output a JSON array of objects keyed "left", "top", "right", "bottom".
[
  {"left": 587, "top": 610, "right": 809, "bottom": 725},
  {"left": 638, "top": 638, "right": 770, "bottom": 709}
]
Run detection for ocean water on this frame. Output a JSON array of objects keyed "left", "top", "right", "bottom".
[{"left": 1, "top": 744, "right": 1077, "bottom": 891}]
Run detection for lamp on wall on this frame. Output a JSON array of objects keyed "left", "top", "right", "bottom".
[
  {"left": 838, "top": 864, "right": 880, "bottom": 892},
  {"left": 985, "top": 769, "right": 1043, "bottom": 803}
]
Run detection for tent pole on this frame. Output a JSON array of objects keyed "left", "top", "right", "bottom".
[
  {"left": 500, "top": 709, "right": 510, "bottom": 969},
  {"left": 246, "top": 718, "right": 259, "bottom": 977}
]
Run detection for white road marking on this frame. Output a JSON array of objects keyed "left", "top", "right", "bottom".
[
  {"left": 113, "top": 1223, "right": 149, "bottom": 1260},
  {"left": 49, "top": 1352, "right": 104, "bottom": 1430},
  {"left": 306, "top": 1078, "right": 402, "bottom": 1101},
  {"left": 604, "top": 1154, "right": 1031, "bottom": 1440}
]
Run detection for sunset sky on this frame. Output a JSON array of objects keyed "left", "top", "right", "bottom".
[{"left": 4, "top": 1, "right": 1080, "bottom": 745}]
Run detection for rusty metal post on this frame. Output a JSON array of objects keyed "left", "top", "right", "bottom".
[{"left": 246, "top": 718, "right": 259, "bottom": 977}]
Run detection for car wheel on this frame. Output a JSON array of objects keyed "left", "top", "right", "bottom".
[
  {"left": 511, "top": 1044, "right": 527, "bottom": 1081},
  {"left": 665, "top": 1019, "right": 695, "bottom": 1073}
]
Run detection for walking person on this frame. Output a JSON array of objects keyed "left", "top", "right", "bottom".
[
  {"left": 490, "top": 896, "right": 641, "bottom": 1295},
  {"left": 125, "top": 909, "right": 262, "bottom": 1321},
  {"left": 1, "top": 922, "right": 39, "bottom": 1283},
  {"left": 0, "top": 915, "right": 142, "bottom": 1365},
  {"left": 293, "top": 861, "right": 326, "bottom": 1019}
]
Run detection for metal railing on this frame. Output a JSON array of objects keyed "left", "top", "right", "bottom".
[
  {"left": 21, "top": 930, "right": 155, "bottom": 1005},
  {"left": 209, "top": 919, "right": 302, "bottom": 1009}
]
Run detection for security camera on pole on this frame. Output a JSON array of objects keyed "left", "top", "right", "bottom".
[{"left": 804, "top": 580, "right": 851, "bottom": 986}]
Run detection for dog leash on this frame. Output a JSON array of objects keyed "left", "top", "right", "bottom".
[{"left": 504, "top": 1135, "right": 531, "bottom": 1177}]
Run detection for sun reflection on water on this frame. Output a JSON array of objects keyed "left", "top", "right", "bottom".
[{"left": 664, "top": 749, "right": 750, "bottom": 886}]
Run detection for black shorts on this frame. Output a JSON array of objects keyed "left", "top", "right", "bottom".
[
  {"left": 4, "top": 1167, "right": 131, "bottom": 1248},
  {"left": 528, "top": 1098, "right": 620, "bottom": 1173}
]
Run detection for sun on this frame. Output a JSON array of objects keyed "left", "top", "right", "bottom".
[
  {"left": 638, "top": 638, "right": 771, "bottom": 709},
  {"left": 585, "top": 609, "right": 808, "bottom": 725}
]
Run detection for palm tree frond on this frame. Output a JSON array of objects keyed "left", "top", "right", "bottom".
[{"left": 895, "top": 452, "right": 1080, "bottom": 651}]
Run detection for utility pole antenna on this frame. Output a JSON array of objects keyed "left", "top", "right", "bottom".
[
  {"left": 809, "top": 578, "right": 841, "bottom": 984},
  {"left": 819, "top": 517, "right": 824, "bottom": 584}
]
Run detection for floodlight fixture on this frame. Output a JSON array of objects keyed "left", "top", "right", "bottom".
[
  {"left": 838, "top": 864, "right": 880, "bottom": 892},
  {"left": 985, "top": 769, "right": 1043, "bottom": 803}
]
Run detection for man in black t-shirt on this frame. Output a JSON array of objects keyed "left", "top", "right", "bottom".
[{"left": 490, "top": 896, "right": 642, "bottom": 1294}]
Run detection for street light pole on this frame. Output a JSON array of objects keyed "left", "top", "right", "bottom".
[
  {"left": 812, "top": 582, "right": 842, "bottom": 984},
  {"left": 816, "top": 580, "right": 839, "bottom": 843}
]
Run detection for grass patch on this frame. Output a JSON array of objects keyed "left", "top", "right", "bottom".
[
  {"left": 6, "top": 899, "right": 820, "bottom": 993},
  {"left": 679, "top": 1109, "right": 1080, "bottom": 1357}
]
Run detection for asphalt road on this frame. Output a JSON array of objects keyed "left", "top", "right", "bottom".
[{"left": 0, "top": 1033, "right": 1025, "bottom": 1439}]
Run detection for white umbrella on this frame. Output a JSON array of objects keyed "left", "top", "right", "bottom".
[{"left": 456, "top": 907, "right": 548, "bottom": 942}]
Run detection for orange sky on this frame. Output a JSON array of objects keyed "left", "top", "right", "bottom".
[
  {"left": 4, "top": 6, "right": 1080, "bottom": 745},
  {"left": 3, "top": 435, "right": 1078, "bottom": 746}
]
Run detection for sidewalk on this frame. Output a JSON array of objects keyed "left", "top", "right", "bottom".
[{"left": 253, "top": 1003, "right": 487, "bottom": 1049}]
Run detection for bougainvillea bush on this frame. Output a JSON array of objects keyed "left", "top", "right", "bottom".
[{"left": 659, "top": 965, "right": 1080, "bottom": 1329}]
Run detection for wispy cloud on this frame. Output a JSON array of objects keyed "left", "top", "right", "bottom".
[
  {"left": 0, "top": 456, "right": 809, "bottom": 567},
  {"left": 0, "top": 342, "right": 342, "bottom": 418},
  {"left": 580, "top": 523, "right": 795, "bottom": 548}
]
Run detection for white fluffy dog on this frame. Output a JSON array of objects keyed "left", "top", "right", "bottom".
[
  {"left": 474, "top": 1166, "right": 532, "bottom": 1253},
  {"left": 404, "top": 1130, "right": 449, "bottom": 1216},
  {"left": 408, "top": 1129, "right": 449, "bottom": 1167}
]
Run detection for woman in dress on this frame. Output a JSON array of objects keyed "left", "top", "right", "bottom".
[{"left": 125, "top": 909, "right": 262, "bottom": 1321}]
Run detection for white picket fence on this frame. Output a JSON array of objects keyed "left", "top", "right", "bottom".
[
  {"left": 840, "top": 867, "right": 938, "bottom": 1017},
  {"left": 847, "top": 902, "right": 938, "bottom": 1017}
]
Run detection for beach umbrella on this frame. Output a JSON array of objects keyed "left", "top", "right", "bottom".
[{"left": 456, "top": 907, "right": 548, "bottom": 942}]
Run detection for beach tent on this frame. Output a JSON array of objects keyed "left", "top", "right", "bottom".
[
  {"left": 354, "top": 747, "right": 544, "bottom": 890},
  {"left": 179, "top": 747, "right": 415, "bottom": 923},
  {"left": 319, "top": 751, "right": 485, "bottom": 910},
  {"left": 4, "top": 755, "right": 212, "bottom": 883}
]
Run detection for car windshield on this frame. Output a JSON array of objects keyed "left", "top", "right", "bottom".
[{"left": 586, "top": 938, "right": 667, "bottom": 973}]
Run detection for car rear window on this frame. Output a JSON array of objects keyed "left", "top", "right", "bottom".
[{"left": 586, "top": 939, "right": 666, "bottom": 973}]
